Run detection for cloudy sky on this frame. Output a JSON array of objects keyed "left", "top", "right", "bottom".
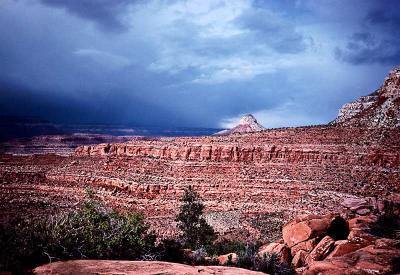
[{"left": 0, "top": 0, "right": 399, "bottom": 128}]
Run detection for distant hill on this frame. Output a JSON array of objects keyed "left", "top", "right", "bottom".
[
  {"left": 214, "top": 114, "right": 265, "bottom": 135},
  {"left": 0, "top": 116, "right": 60, "bottom": 142}
]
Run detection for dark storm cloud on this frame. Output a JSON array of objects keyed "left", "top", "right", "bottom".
[
  {"left": 0, "top": 0, "right": 398, "bottom": 129},
  {"left": 236, "top": 8, "right": 308, "bottom": 54},
  {"left": 40, "top": 0, "right": 134, "bottom": 31},
  {"left": 335, "top": 5, "right": 400, "bottom": 65}
]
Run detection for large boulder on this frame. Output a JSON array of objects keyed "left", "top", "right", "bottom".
[
  {"left": 291, "top": 250, "right": 308, "bottom": 268},
  {"left": 341, "top": 197, "right": 371, "bottom": 215},
  {"left": 305, "top": 236, "right": 335, "bottom": 266},
  {"left": 341, "top": 197, "right": 400, "bottom": 217},
  {"left": 257, "top": 242, "right": 291, "bottom": 263},
  {"left": 326, "top": 240, "right": 367, "bottom": 258},
  {"left": 304, "top": 244, "right": 400, "bottom": 274},
  {"left": 290, "top": 237, "right": 318, "bottom": 257},
  {"left": 282, "top": 214, "right": 332, "bottom": 248}
]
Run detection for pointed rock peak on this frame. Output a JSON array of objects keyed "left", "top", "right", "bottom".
[
  {"left": 214, "top": 114, "right": 265, "bottom": 136},
  {"left": 239, "top": 114, "right": 258, "bottom": 125}
]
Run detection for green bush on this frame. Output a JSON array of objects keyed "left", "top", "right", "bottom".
[
  {"left": 0, "top": 192, "right": 156, "bottom": 273},
  {"left": 175, "top": 186, "right": 217, "bottom": 250}
]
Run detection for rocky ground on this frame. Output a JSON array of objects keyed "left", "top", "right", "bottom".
[
  {"left": 263, "top": 198, "right": 400, "bottom": 274},
  {"left": 1, "top": 126, "right": 399, "bottom": 242},
  {"left": 31, "top": 201, "right": 400, "bottom": 274},
  {"left": 33, "top": 260, "right": 265, "bottom": 275}
]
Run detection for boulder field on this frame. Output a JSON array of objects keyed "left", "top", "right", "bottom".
[
  {"left": 256, "top": 198, "right": 400, "bottom": 274},
  {"left": 32, "top": 202, "right": 400, "bottom": 274}
]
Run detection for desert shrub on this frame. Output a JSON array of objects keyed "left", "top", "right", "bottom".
[
  {"left": 0, "top": 217, "right": 48, "bottom": 273},
  {"left": 183, "top": 246, "right": 219, "bottom": 266},
  {"left": 235, "top": 243, "right": 294, "bottom": 274},
  {"left": 208, "top": 239, "right": 247, "bottom": 256},
  {"left": 190, "top": 247, "right": 208, "bottom": 264},
  {"left": 44, "top": 198, "right": 156, "bottom": 260},
  {"left": 175, "top": 186, "right": 217, "bottom": 250},
  {"left": 254, "top": 253, "right": 293, "bottom": 275},
  {"left": 0, "top": 192, "right": 155, "bottom": 273},
  {"left": 236, "top": 243, "right": 258, "bottom": 269}
]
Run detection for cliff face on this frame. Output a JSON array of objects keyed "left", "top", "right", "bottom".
[
  {"left": 75, "top": 127, "right": 400, "bottom": 167},
  {"left": 69, "top": 126, "right": 400, "bottom": 240},
  {"left": 1, "top": 68, "right": 400, "bottom": 242},
  {"left": 334, "top": 66, "right": 400, "bottom": 127}
]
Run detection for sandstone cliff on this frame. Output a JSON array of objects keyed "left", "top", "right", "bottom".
[
  {"left": 1, "top": 67, "right": 400, "bottom": 245},
  {"left": 333, "top": 66, "right": 400, "bottom": 127}
]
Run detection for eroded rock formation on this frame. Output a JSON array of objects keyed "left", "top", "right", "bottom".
[
  {"left": 1, "top": 67, "right": 399, "bottom": 245},
  {"left": 214, "top": 114, "right": 265, "bottom": 135},
  {"left": 257, "top": 198, "right": 400, "bottom": 274},
  {"left": 333, "top": 66, "right": 400, "bottom": 128}
]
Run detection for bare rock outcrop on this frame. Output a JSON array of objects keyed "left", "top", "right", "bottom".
[
  {"left": 214, "top": 114, "right": 265, "bottom": 135},
  {"left": 276, "top": 203, "right": 400, "bottom": 274},
  {"left": 333, "top": 66, "right": 400, "bottom": 128},
  {"left": 33, "top": 260, "right": 264, "bottom": 275}
]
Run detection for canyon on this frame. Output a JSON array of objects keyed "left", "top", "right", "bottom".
[{"left": 0, "top": 67, "right": 400, "bottom": 273}]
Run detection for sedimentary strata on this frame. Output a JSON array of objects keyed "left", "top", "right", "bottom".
[{"left": 1, "top": 67, "right": 400, "bottom": 242}]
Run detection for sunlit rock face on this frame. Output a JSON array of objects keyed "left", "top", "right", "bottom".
[
  {"left": 214, "top": 114, "right": 265, "bottom": 135},
  {"left": 333, "top": 66, "right": 400, "bottom": 128}
]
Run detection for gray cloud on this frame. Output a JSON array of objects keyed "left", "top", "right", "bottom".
[
  {"left": 335, "top": 4, "right": 400, "bottom": 65},
  {"left": 0, "top": 0, "right": 398, "bottom": 129},
  {"left": 40, "top": 0, "right": 134, "bottom": 31},
  {"left": 236, "top": 8, "right": 308, "bottom": 54}
]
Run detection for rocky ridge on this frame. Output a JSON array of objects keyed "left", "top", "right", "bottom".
[{"left": 334, "top": 66, "right": 400, "bottom": 127}]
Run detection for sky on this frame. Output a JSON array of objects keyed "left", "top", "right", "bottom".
[{"left": 0, "top": 0, "right": 399, "bottom": 128}]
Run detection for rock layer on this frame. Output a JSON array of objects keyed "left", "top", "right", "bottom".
[{"left": 1, "top": 126, "right": 399, "bottom": 240}]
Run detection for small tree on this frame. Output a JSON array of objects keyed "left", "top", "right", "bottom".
[{"left": 175, "top": 186, "right": 217, "bottom": 250}]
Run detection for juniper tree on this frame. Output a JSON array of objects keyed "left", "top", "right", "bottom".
[{"left": 175, "top": 186, "right": 217, "bottom": 250}]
